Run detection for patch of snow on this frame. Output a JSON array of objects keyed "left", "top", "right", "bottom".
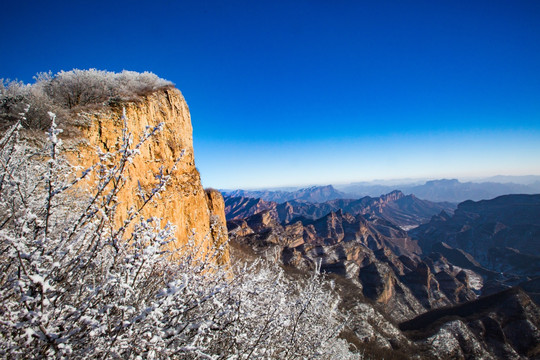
[
  {"left": 399, "top": 225, "right": 418, "bottom": 231},
  {"left": 463, "top": 269, "right": 483, "bottom": 291}
]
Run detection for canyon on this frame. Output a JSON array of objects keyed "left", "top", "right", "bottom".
[{"left": 225, "top": 190, "right": 540, "bottom": 359}]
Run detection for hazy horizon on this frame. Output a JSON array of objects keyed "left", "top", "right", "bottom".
[
  {"left": 2, "top": 1, "right": 539, "bottom": 189},
  {"left": 220, "top": 174, "right": 540, "bottom": 192}
]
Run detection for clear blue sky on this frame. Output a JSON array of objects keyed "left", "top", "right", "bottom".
[{"left": 2, "top": 0, "right": 540, "bottom": 189}]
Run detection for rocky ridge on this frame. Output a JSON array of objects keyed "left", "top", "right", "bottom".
[
  {"left": 401, "top": 287, "right": 540, "bottom": 359},
  {"left": 411, "top": 194, "right": 540, "bottom": 284},
  {"left": 225, "top": 190, "right": 455, "bottom": 228},
  {"left": 225, "top": 184, "right": 347, "bottom": 203}
]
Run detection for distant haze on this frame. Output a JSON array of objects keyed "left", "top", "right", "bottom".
[{"left": 224, "top": 177, "right": 540, "bottom": 204}]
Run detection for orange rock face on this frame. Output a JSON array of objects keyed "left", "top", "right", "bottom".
[{"left": 66, "top": 87, "right": 228, "bottom": 261}]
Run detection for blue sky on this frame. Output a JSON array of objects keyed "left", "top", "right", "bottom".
[{"left": 2, "top": 0, "right": 540, "bottom": 189}]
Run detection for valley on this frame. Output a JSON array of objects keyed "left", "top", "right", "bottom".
[{"left": 224, "top": 186, "right": 540, "bottom": 359}]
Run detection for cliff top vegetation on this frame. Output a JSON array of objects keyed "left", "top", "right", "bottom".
[{"left": 0, "top": 69, "right": 173, "bottom": 130}]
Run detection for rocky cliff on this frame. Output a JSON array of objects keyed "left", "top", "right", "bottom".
[{"left": 66, "top": 87, "right": 228, "bottom": 260}]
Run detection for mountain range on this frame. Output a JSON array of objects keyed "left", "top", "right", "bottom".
[
  {"left": 225, "top": 191, "right": 540, "bottom": 359},
  {"left": 225, "top": 184, "right": 347, "bottom": 203},
  {"left": 225, "top": 190, "right": 455, "bottom": 228},
  {"left": 225, "top": 177, "right": 540, "bottom": 203}
]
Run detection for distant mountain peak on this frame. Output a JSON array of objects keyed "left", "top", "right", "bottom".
[
  {"left": 300, "top": 184, "right": 335, "bottom": 191},
  {"left": 425, "top": 179, "right": 460, "bottom": 186},
  {"left": 380, "top": 190, "right": 405, "bottom": 201},
  {"left": 224, "top": 184, "right": 346, "bottom": 203}
]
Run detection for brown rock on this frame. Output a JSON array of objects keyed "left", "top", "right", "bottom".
[
  {"left": 66, "top": 87, "right": 228, "bottom": 261},
  {"left": 205, "top": 189, "right": 229, "bottom": 263}
]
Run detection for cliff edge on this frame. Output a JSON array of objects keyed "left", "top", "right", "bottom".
[{"left": 67, "top": 87, "right": 228, "bottom": 261}]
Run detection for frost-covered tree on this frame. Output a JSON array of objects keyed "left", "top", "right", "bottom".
[{"left": 0, "top": 110, "right": 360, "bottom": 359}]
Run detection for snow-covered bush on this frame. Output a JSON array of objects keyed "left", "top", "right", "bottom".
[
  {"left": 41, "top": 69, "right": 173, "bottom": 109},
  {"left": 0, "top": 79, "right": 56, "bottom": 130},
  {"left": 1, "top": 70, "right": 173, "bottom": 130},
  {"left": 0, "top": 112, "right": 359, "bottom": 359}
]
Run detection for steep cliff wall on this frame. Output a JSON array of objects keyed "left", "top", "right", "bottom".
[{"left": 66, "top": 87, "right": 228, "bottom": 261}]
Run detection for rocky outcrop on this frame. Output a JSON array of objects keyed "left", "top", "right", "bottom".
[
  {"left": 66, "top": 87, "right": 228, "bottom": 260},
  {"left": 205, "top": 189, "right": 229, "bottom": 262}
]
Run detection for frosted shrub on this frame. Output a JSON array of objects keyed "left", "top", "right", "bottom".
[
  {"left": 1, "top": 69, "right": 173, "bottom": 129},
  {"left": 0, "top": 111, "right": 360, "bottom": 359},
  {"left": 41, "top": 69, "right": 173, "bottom": 108},
  {"left": 115, "top": 70, "right": 173, "bottom": 98},
  {"left": 0, "top": 79, "right": 52, "bottom": 129}
]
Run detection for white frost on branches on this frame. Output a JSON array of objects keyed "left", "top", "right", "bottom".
[{"left": 0, "top": 112, "right": 360, "bottom": 359}]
